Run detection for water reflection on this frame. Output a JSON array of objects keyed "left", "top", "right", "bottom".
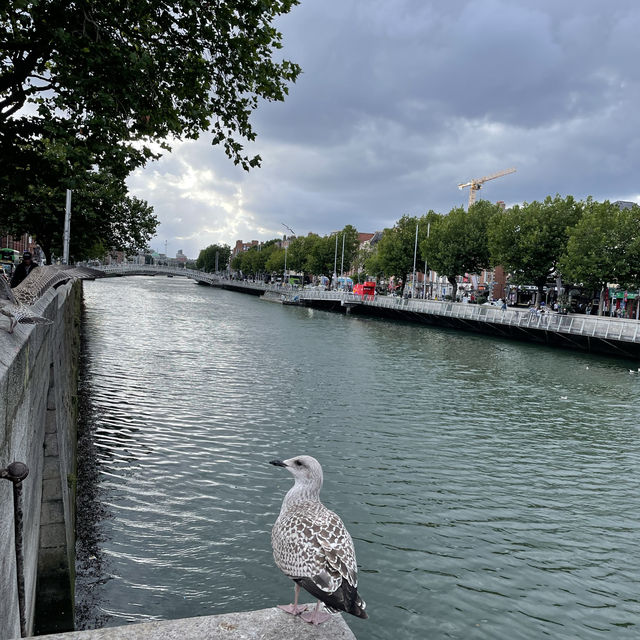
[{"left": 77, "top": 277, "right": 640, "bottom": 639}]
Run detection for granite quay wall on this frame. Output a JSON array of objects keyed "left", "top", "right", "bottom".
[
  {"left": 35, "top": 606, "right": 357, "bottom": 640},
  {"left": 0, "top": 280, "right": 82, "bottom": 639}
]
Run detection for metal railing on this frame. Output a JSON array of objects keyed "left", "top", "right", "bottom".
[{"left": 95, "top": 266, "right": 640, "bottom": 345}]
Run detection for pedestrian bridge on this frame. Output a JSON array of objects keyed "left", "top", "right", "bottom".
[
  {"left": 98, "top": 263, "right": 224, "bottom": 285},
  {"left": 96, "top": 264, "right": 640, "bottom": 359}
]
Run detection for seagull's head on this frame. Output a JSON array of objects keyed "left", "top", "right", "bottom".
[{"left": 270, "top": 455, "right": 323, "bottom": 490}]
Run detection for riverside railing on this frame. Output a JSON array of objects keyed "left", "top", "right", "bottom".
[{"left": 294, "top": 290, "right": 640, "bottom": 344}]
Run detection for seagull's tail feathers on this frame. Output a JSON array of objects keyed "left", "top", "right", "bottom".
[{"left": 295, "top": 576, "right": 368, "bottom": 619}]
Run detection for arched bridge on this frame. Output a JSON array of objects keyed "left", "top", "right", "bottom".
[{"left": 96, "top": 263, "right": 269, "bottom": 294}]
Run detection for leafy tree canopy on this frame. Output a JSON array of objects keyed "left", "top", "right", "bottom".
[
  {"left": 560, "top": 199, "right": 640, "bottom": 293},
  {"left": 488, "top": 194, "right": 583, "bottom": 295},
  {"left": 423, "top": 202, "right": 497, "bottom": 299},
  {"left": 1, "top": 0, "right": 301, "bottom": 259},
  {"left": 0, "top": 0, "right": 301, "bottom": 170},
  {"left": 230, "top": 239, "right": 279, "bottom": 275},
  {"left": 371, "top": 214, "right": 429, "bottom": 295},
  {"left": 197, "top": 243, "right": 231, "bottom": 272}
]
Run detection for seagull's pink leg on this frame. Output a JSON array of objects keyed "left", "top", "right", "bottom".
[
  {"left": 301, "top": 600, "right": 331, "bottom": 625},
  {"left": 278, "top": 583, "right": 308, "bottom": 615}
]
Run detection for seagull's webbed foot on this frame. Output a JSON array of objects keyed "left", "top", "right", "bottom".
[
  {"left": 301, "top": 601, "right": 331, "bottom": 625},
  {"left": 277, "top": 603, "right": 308, "bottom": 615},
  {"left": 278, "top": 582, "right": 307, "bottom": 615}
]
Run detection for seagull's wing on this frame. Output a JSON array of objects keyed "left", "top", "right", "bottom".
[
  {"left": 274, "top": 503, "right": 358, "bottom": 591},
  {"left": 0, "top": 273, "right": 17, "bottom": 304},
  {"left": 13, "top": 265, "right": 104, "bottom": 305},
  {"left": 288, "top": 504, "right": 366, "bottom": 618}
]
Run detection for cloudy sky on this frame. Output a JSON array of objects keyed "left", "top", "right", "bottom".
[{"left": 127, "top": 0, "right": 640, "bottom": 259}]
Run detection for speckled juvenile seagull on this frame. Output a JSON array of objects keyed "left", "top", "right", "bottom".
[
  {"left": 270, "top": 455, "right": 368, "bottom": 625},
  {"left": 0, "top": 266, "right": 103, "bottom": 333},
  {"left": 0, "top": 272, "right": 53, "bottom": 333}
]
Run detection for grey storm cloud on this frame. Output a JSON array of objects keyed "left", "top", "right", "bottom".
[{"left": 128, "top": 0, "right": 640, "bottom": 259}]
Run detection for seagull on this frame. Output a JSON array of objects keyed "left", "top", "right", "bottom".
[
  {"left": 0, "top": 272, "right": 53, "bottom": 332},
  {"left": 270, "top": 455, "right": 368, "bottom": 625},
  {"left": 1, "top": 265, "right": 103, "bottom": 333}
]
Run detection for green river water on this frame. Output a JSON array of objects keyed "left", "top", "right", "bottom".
[{"left": 76, "top": 276, "right": 640, "bottom": 639}]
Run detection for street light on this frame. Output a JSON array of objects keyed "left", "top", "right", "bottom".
[{"left": 281, "top": 223, "right": 295, "bottom": 287}]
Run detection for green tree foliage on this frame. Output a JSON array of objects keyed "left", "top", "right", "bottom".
[
  {"left": 1, "top": 0, "right": 301, "bottom": 257},
  {"left": 0, "top": 0, "right": 301, "bottom": 171},
  {"left": 338, "top": 225, "right": 360, "bottom": 274},
  {"left": 286, "top": 227, "right": 359, "bottom": 280},
  {"left": 370, "top": 215, "right": 427, "bottom": 296},
  {"left": 265, "top": 246, "right": 285, "bottom": 275},
  {"left": 0, "top": 131, "right": 158, "bottom": 262},
  {"left": 230, "top": 239, "right": 279, "bottom": 276},
  {"left": 197, "top": 243, "right": 231, "bottom": 273},
  {"left": 423, "top": 202, "right": 497, "bottom": 300},
  {"left": 305, "top": 234, "right": 340, "bottom": 278},
  {"left": 560, "top": 199, "right": 640, "bottom": 312},
  {"left": 488, "top": 195, "right": 583, "bottom": 298}
]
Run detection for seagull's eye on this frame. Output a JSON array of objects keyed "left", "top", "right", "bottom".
[{"left": 295, "top": 460, "right": 303, "bottom": 466}]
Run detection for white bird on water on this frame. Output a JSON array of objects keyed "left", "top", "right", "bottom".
[{"left": 270, "top": 455, "right": 368, "bottom": 625}]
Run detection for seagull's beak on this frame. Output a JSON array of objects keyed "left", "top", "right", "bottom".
[{"left": 270, "top": 459, "right": 287, "bottom": 467}]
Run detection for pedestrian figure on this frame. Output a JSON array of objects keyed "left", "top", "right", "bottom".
[{"left": 10, "top": 252, "right": 37, "bottom": 288}]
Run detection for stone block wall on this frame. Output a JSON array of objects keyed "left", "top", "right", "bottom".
[{"left": 0, "top": 280, "right": 82, "bottom": 639}]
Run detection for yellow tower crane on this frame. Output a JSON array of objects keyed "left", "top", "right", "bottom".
[{"left": 458, "top": 167, "right": 516, "bottom": 209}]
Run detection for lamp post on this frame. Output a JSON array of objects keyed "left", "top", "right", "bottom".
[
  {"left": 283, "top": 244, "right": 287, "bottom": 286},
  {"left": 411, "top": 223, "right": 418, "bottom": 298},
  {"left": 333, "top": 233, "right": 338, "bottom": 290},
  {"left": 281, "top": 223, "right": 295, "bottom": 287},
  {"left": 423, "top": 222, "right": 430, "bottom": 299},
  {"left": 62, "top": 189, "right": 72, "bottom": 264},
  {"left": 340, "top": 233, "right": 345, "bottom": 289}
]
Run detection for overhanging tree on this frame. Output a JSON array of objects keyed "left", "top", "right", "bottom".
[
  {"left": 0, "top": 0, "right": 301, "bottom": 170},
  {"left": 1, "top": 0, "right": 301, "bottom": 255}
]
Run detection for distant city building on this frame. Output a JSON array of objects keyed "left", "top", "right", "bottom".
[
  {"left": 232, "top": 239, "right": 259, "bottom": 258},
  {"left": 175, "top": 249, "right": 187, "bottom": 264},
  {"left": 357, "top": 232, "right": 375, "bottom": 245},
  {"left": 1, "top": 233, "right": 40, "bottom": 260}
]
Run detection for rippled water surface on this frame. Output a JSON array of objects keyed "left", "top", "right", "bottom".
[{"left": 77, "top": 276, "right": 640, "bottom": 639}]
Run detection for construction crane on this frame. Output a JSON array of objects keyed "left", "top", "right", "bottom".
[{"left": 458, "top": 167, "right": 516, "bottom": 209}]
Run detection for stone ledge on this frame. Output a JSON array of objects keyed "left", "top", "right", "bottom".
[{"left": 31, "top": 606, "right": 357, "bottom": 640}]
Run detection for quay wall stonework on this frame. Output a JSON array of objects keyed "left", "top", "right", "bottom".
[{"left": 0, "top": 280, "right": 82, "bottom": 639}]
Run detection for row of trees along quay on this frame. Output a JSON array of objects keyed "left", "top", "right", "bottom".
[
  {"left": 0, "top": 1, "right": 301, "bottom": 263},
  {"left": 222, "top": 196, "right": 640, "bottom": 317}
]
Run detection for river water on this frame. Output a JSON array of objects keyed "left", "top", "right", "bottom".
[{"left": 76, "top": 275, "right": 640, "bottom": 639}]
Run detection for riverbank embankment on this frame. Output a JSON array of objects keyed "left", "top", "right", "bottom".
[{"left": 1, "top": 280, "right": 81, "bottom": 638}]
